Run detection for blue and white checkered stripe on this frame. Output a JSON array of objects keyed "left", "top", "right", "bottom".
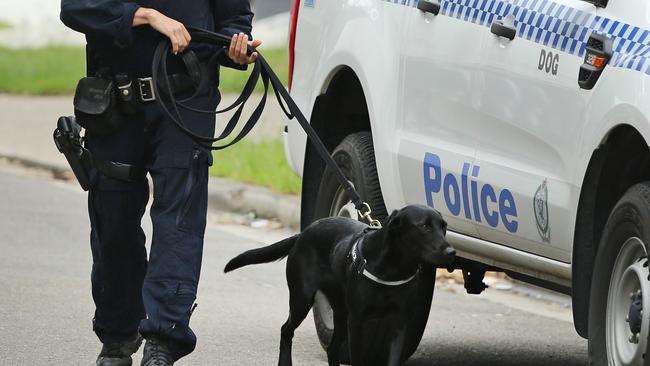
[{"left": 385, "top": 0, "right": 650, "bottom": 76}]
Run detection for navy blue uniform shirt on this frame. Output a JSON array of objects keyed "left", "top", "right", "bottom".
[{"left": 60, "top": 0, "right": 253, "bottom": 75}]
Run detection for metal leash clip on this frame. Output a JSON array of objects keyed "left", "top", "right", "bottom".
[{"left": 358, "top": 202, "right": 382, "bottom": 228}]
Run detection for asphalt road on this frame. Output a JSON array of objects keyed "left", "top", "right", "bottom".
[{"left": 0, "top": 167, "right": 588, "bottom": 365}]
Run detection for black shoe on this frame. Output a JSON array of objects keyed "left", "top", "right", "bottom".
[
  {"left": 141, "top": 338, "right": 174, "bottom": 366},
  {"left": 96, "top": 333, "right": 143, "bottom": 366}
]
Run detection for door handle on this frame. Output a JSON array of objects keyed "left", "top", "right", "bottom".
[
  {"left": 417, "top": 0, "right": 440, "bottom": 15},
  {"left": 491, "top": 20, "right": 516, "bottom": 40}
]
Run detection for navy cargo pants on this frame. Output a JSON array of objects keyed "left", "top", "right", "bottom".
[{"left": 86, "top": 86, "right": 219, "bottom": 361}]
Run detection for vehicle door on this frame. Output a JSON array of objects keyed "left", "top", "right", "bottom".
[
  {"left": 396, "top": 0, "right": 491, "bottom": 238},
  {"left": 473, "top": 0, "right": 628, "bottom": 262}
]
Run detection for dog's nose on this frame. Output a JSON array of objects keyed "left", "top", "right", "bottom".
[{"left": 444, "top": 247, "right": 456, "bottom": 256}]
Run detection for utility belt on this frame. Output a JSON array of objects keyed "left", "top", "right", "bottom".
[
  {"left": 54, "top": 51, "right": 212, "bottom": 190},
  {"left": 72, "top": 71, "right": 197, "bottom": 136}
]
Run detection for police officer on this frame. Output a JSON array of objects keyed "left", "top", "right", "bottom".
[{"left": 59, "top": 1, "right": 261, "bottom": 365}]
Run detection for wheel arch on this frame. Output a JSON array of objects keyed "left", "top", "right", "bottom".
[
  {"left": 300, "top": 66, "right": 373, "bottom": 229},
  {"left": 572, "top": 123, "right": 650, "bottom": 338}
]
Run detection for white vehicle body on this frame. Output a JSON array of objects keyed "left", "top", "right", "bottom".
[{"left": 284, "top": 0, "right": 650, "bottom": 344}]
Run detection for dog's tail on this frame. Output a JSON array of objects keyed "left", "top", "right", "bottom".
[{"left": 224, "top": 234, "right": 299, "bottom": 273}]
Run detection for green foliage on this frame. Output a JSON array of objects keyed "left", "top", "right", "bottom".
[
  {"left": 0, "top": 21, "right": 12, "bottom": 30},
  {"left": 0, "top": 46, "right": 86, "bottom": 94},
  {"left": 219, "top": 47, "right": 289, "bottom": 93},
  {"left": 210, "top": 139, "right": 301, "bottom": 195}
]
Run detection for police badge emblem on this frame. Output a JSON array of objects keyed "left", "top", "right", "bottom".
[{"left": 534, "top": 179, "right": 551, "bottom": 242}]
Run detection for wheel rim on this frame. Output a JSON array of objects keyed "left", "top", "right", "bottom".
[
  {"left": 314, "top": 186, "right": 359, "bottom": 345},
  {"left": 332, "top": 186, "right": 359, "bottom": 220},
  {"left": 314, "top": 291, "right": 334, "bottom": 332},
  {"left": 606, "top": 237, "right": 650, "bottom": 366}
]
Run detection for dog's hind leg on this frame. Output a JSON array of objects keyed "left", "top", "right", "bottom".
[{"left": 278, "top": 282, "right": 317, "bottom": 366}]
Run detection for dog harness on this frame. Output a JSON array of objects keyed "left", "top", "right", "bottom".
[{"left": 349, "top": 237, "right": 420, "bottom": 287}]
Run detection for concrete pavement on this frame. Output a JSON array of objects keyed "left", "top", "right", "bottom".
[
  {"left": 0, "top": 166, "right": 588, "bottom": 365},
  {"left": 251, "top": 0, "right": 291, "bottom": 19},
  {"left": 0, "top": 95, "right": 71, "bottom": 171}
]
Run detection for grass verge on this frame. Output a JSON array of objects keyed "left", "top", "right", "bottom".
[
  {"left": 210, "top": 139, "right": 301, "bottom": 195},
  {"left": 0, "top": 46, "right": 288, "bottom": 95},
  {"left": 0, "top": 46, "right": 86, "bottom": 94},
  {"left": 220, "top": 47, "right": 289, "bottom": 93}
]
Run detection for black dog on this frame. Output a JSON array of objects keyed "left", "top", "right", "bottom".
[{"left": 224, "top": 204, "right": 455, "bottom": 366}]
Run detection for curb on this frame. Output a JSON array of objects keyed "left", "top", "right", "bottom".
[
  {"left": 208, "top": 177, "right": 301, "bottom": 230},
  {"left": 0, "top": 154, "right": 301, "bottom": 230},
  {"left": 0, "top": 154, "right": 70, "bottom": 178}
]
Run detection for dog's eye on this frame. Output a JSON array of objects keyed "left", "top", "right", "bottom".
[{"left": 421, "top": 224, "right": 431, "bottom": 231}]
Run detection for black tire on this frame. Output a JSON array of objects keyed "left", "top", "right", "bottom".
[
  {"left": 310, "top": 132, "right": 434, "bottom": 363},
  {"left": 314, "top": 132, "right": 388, "bottom": 222},
  {"left": 588, "top": 182, "right": 650, "bottom": 366}
]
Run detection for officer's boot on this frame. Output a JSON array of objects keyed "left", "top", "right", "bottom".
[
  {"left": 96, "top": 333, "right": 143, "bottom": 366},
  {"left": 141, "top": 337, "right": 174, "bottom": 366}
]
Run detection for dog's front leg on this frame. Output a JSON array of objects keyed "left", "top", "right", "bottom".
[
  {"left": 387, "top": 327, "right": 407, "bottom": 366},
  {"left": 347, "top": 317, "right": 365, "bottom": 366}
]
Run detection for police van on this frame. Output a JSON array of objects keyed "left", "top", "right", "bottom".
[{"left": 283, "top": 0, "right": 650, "bottom": 363}]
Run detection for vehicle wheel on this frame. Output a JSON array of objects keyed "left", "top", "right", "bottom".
[
  {"left": 311, "top": 132, "right": 433, "bottom": 362},
  {"left": 589, "top": 182, "right": 650, "bottom": 366}
]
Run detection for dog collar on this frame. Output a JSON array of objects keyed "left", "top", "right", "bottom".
[{"left": 349, "top": 238, "right": 420, "bottom": 287}]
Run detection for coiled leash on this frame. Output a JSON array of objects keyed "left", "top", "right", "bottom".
[{"left": 151, "top": 27, "right": 382, "bottom": 228}]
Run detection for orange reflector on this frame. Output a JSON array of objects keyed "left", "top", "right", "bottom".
[{"left": 592, "top": 55, "right": 607, "bottom": 69}]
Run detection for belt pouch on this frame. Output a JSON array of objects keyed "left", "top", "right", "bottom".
[
  {"left": 115, "top": 73, "right": 138, "bottom": 115},
  {"left": 73, "top": 77, "right": 124, "bottom": 136}
]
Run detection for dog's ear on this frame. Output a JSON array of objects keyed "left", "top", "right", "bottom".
[
  {"left": 383, "top": 209, "right": 399, "bottom": 226},
  {"left": 385, "top": 209, "right": 406, "bottom": 230}
]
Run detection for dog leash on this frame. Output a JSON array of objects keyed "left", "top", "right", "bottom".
[{"left": 152, "top": 27, "right": 382, "bottom": 228}]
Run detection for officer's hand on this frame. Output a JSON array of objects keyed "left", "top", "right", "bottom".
[
  {"left": 134, "top": 8, "right": 191, "bottom": 54},
  {"left": 228, "top": 33, "right": 262, "bottom": 65}
]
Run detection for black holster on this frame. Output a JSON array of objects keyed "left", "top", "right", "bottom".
[
  {"left": 53, "top": 116, "right": 143, "bottom": 191},
  {"left": 53, "top": 116, "right": 92, "bottom": 190}
]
